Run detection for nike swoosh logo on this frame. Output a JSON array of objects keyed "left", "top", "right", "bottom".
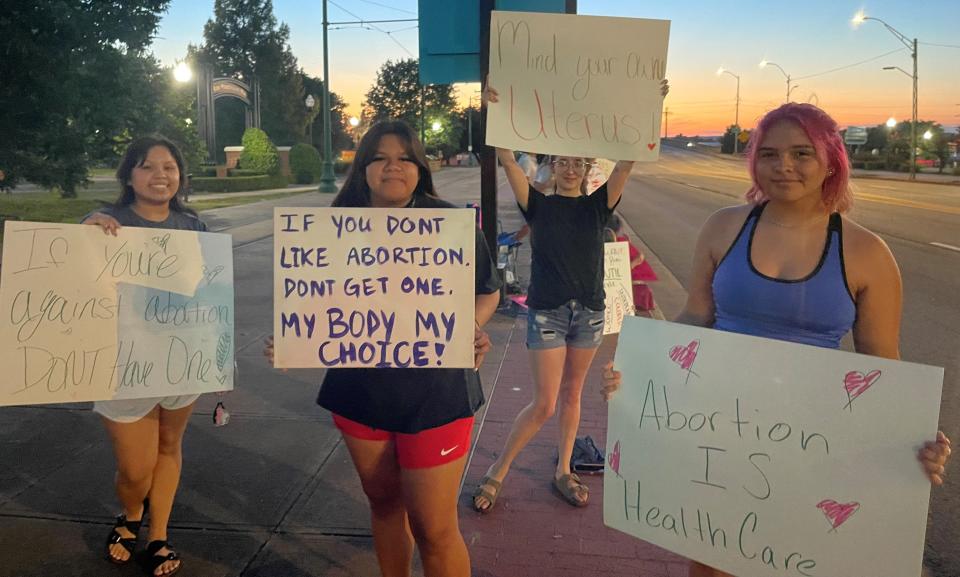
[{"left": 440, "top": 445, "right": 459, "bottom": 456}]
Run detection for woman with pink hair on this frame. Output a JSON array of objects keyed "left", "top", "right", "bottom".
[{"left": 602, "top": 102, "right": 951, "bottom": 576}]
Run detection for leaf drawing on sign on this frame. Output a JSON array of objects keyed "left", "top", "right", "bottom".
[
  {"left": 668, "top": 339, "right": 700, "bottom": 383},
  {"left": 842, "top": 369, "right": 881, "bottom": 411},
  {"left": 216, "top": 333, "right": 232, "bottom": 372},
  {"left": 816, "top": 499, "right": 860, "bottom": 532}
]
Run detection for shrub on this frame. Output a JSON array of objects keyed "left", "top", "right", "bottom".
[
  {"left": 191, "top": 173, "right": 288, "bottom": 193},
  {"left": 228, "top": 168, "right": 266, "bottom": 177},
  {"left": 289, "top": 143, "right": 322, "bottom": 184},
  {"left": 239, "top": 128, "right": 280, "bottom": 175}
]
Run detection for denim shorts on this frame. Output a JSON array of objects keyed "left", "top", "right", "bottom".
[{"left": 526, "top": 300, "right": 605, "bottom": 350}]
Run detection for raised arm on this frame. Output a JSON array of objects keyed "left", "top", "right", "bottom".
[
  {"left": 605, "top": 160, "right": 634, "bottom": 209},
  {"left": 484, "top": 82, "right": 532, "bottom": 210}
]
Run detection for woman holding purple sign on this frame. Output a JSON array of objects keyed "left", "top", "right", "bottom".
[
  {"left": 601, "top": 103, "right": 951, "bottom": 577},
  {"left": 266, "top": 120, "right": 501, "bottom": 577}
]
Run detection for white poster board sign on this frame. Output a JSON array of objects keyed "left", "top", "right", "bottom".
[
  {"left": 486, "top": 11, "right": 669, "bottom": 161},
  {"left": 273, "top": 208, "right": 475, "bottom": 368},
  {"left": 603, "top": 241, "right": 633, "bottom": 335},
  {"left": 0, "top": 222, "right": 235, "bottom": 406},
  {"left": 605, "top": 316, "right": 943, "bottom": 577}
]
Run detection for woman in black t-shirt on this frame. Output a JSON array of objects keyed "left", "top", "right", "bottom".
[
  {"left": 472, "top": 81, "right": 665, "bottom": 512},
  {"left": 266, "top": 120, "right": 500, "bottom": 577}
]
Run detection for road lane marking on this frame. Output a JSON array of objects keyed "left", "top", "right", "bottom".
[
  {"left": 854, "top": 192, "right": 960, "bottom": 215},
  {"left": 930, "top": 242, "right": 960, "bottom": 253}
]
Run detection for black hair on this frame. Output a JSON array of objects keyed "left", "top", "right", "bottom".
[
  {"left": 332, "top": 120, "right": 437, "bottom": 208},
  {"left": 114, "top": 135, "right": 196, "bottom": 216}
]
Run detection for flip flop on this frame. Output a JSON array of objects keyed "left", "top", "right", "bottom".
[
  {"left": 472, "top": 475, "right": 503, "bottom": 513},
  {"left": 553, "top": 473, "right": 589, "bottom": 507}
]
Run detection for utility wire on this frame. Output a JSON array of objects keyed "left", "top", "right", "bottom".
[
  {"left": 794, "top": 48, "right": 907, "bottom": 80},
  {"left": 354, "top": 0, "right": 417, "bottom": 15},
  {"left": 329, "top": 0, "right": 416, "bottom": 57},
  {"left": 919, "top": 41, "right": 960, "bottom": 49}
]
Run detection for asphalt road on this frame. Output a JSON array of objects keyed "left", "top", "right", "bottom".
[{"left": 617, "top": 145, "right": 960, "bottom": 577}]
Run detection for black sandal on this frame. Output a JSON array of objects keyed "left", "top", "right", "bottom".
[
  {"left": 146, "top": 540, "right": 182, "bottom": 576},
  {"left": 105, "top": 514, "right": 142, "bottom": 564}
]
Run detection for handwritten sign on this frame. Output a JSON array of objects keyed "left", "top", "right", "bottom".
[
  {"left": 604, "top": 316, "right": 943, "bottom": 577},
  {"left": 0, "top": 222, "right": 235, "bottom": 406},
  {"left": 486, "top": 11, "right": 670, "bottom": 161},
  {"left": 603, "top": 241, "right": 633, "bottom": 335},
  {"left": 273, "top": 207, "right": 475, "bottom": 368}
]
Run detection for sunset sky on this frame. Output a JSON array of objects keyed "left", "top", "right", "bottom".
[{"left": 152, "top": 0, "right": 960, "bottom": 136}]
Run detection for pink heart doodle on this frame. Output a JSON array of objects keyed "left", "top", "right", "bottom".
[
  {"left": 609, "top": 440, "right": 621, "bottom": 477},
  {"left": 647, "top": 142, "right": 657, "bottom": 151},
  {"left": 816, "top": 499, "right": 860, "bottom": 531},
  {"left": 669, "top": 340, "right": 699, "bottom": 371},
  {"left": 843, "top": 369, "right": 881, "bottom": 410}
]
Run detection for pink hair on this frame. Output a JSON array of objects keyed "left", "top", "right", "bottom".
[{"left": 745, "top": 103, "right": 853, "bottom": 213}]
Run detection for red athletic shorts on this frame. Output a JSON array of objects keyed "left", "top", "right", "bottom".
[{"left": 332, "top": 414, "right": 474, "bottom": 469}]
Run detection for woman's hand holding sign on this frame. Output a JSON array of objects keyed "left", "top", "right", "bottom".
[{"left": 920, "top": 431, "right": 951, "bottom": 486}]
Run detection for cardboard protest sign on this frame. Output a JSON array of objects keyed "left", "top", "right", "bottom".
[
  {"left": 486, "top": 10, "right": 669, "bottom": 161},
  {"left": 605, "top": 316, "right": 943, "bottom": 577},
  {"left": 0, "top": 222, "right": 235, "bottom": 406},
  {"left": 273, "top": 208, "right": 475, "bottom": 368},
  {"left": 603, "top": 241, "right": 633, "bottom": 335}
]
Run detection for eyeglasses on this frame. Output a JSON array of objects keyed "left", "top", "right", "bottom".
[{"left": 552, "top": 159, "right": 592, "bottom": 172}]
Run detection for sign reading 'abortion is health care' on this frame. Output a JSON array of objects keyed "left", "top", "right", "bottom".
[
  {"left": 273, "top": 208, "right": 475, "bottom": 369},
  {"left": 486, "top": 10, "right": 670, "bottom": 161},
  {"left": 0, "top": 222, "right": 235, "bottom": 406},
  {"left": 604, "top": 316, "right": 943, "bottom": 577}
]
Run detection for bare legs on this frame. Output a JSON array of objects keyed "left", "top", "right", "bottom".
[
  {"left": 342, "top": 435, "right": 470, "bottom": 577},
  {"left": 102, "top": 403, "right": 194, "bottom": 575},
  {"left": 474, "top": 345, "right": 599, "bottom": 510}
]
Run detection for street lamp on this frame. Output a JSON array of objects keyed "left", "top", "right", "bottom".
[
  {"left": 886, "top": 117, "right": 897, "bottom": 128},
  {"left": 923, "top": 130, "right": 933, "bottom": 140},
  {"left": 349, "top": 116, "right": 360, "bottom": 148},
  {"left": 853, "top": 10, "right": 918, "bottom": 180},
  {"left": 305, "top": 94, "right": 316, "bottom": 146},
  {"left": 759, "top": 60, "right": 797, "bottom": 103},
  {"left": 173, "top": 61, "right": 209, "bottom": 162},
  {"left": 467, "top": 91, "right": 481, "bottom": 166},
  {"left": 173, "top": 62, "right": 193, "bottom": 83},
  {"left": 717, "top": 67, "right": 741, "bottom": 153},
  {"left": 318, "top": 0, "right": 337, "bottom": 193}
]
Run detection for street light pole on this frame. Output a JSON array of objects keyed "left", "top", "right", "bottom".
[
  {"left": 717, "top": 67, "right": 741, "bottom": 153},
  {"left": 318, "top": 0, "right": 337, "bottom": 193},
  {"left": 854, "top": 12, "right": 918, "bottom": 180},
  {"left": 759, "top": 60, "right": 794, "bottom": 103}
]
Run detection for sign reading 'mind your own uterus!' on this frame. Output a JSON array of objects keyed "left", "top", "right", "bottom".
[
  {"left": 273, "top": 208, "right": 475, "bottom": 369},
  {"left": 0, "top": 222, "right": 235, "bottom": 406},
  {"left": 485, "top": 11, "right": 670, "bottom": 161},
  {"left": 605, "top": 316, "right": 943, "bottom": 577}
]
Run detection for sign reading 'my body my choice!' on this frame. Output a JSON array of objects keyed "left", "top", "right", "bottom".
[
  {"left": 486, "top": 11, "right": 670, "bottom": 161},
  {"left": 0, "top": 222, "right": 235, "bottom": 406},
  {"left": 604, "top": 316, "right": 943, "bottom": 577},
  {"left": 274, "top": 208, "right": 475, "bottom": 369}
]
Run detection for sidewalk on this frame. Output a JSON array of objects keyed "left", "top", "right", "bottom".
[{"left": 0, "top": 166, "right": 687, "bottom": 577}]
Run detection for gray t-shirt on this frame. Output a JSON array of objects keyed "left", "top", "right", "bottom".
[{"left": 84, "top": 205, "right": 207, "bottom": 231}]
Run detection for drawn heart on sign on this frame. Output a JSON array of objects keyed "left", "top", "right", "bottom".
[
  {"left": 669, "top": 340, "right": 699, "bottom": 371},
  {"left": 609, "top": 440, "right": 622, "bottom": 477},
  {"left": 816, "top": 499, "right": 860, "bottom": 531},
  {"left": 647, "top": 143, "right": 657, "bottom": 151},
  {"left": 843, "top": 369, "right": 880, "bottom": 401}
]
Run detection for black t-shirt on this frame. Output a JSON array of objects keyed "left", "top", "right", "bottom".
[
  {"left": 521, "top": 183, "right": 616, "bottom": 310},
  {"left": 316, "top": 194, "right": 502, "bottom": 433}
]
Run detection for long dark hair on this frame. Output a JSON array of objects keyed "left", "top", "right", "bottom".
[
  {"left": 332, "top": 120, "right": 437, "bottom": 207},
  {"left": 115, "top": 135, "right": 196, "bottom": 215}
]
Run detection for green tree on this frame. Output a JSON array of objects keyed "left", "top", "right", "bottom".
[
  {"left": 720, "top": 125, "right": 745, "bottom": 154},
  {"left": 365, "top": 59, "right": 458, "bottom": 135},
  {"left": 201, "top": 0, "right": 308, "bottom": 146},
  {"left": 0, "top": 0, "right": 172, "bottom": 196},
  {"left": 423, "top": 112, "right": 464, "bottom": 161}
]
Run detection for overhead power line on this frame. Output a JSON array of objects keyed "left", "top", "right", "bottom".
[
  {"left": 793, "top": 48, "right": 907, "bottom": 80},
  {"left": 329, "top": 0, "right": 416, "bottom": 57}
]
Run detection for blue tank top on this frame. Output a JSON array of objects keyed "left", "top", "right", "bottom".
[{"left": 712, "top": 203, "right": 856, "bottom": 349}]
